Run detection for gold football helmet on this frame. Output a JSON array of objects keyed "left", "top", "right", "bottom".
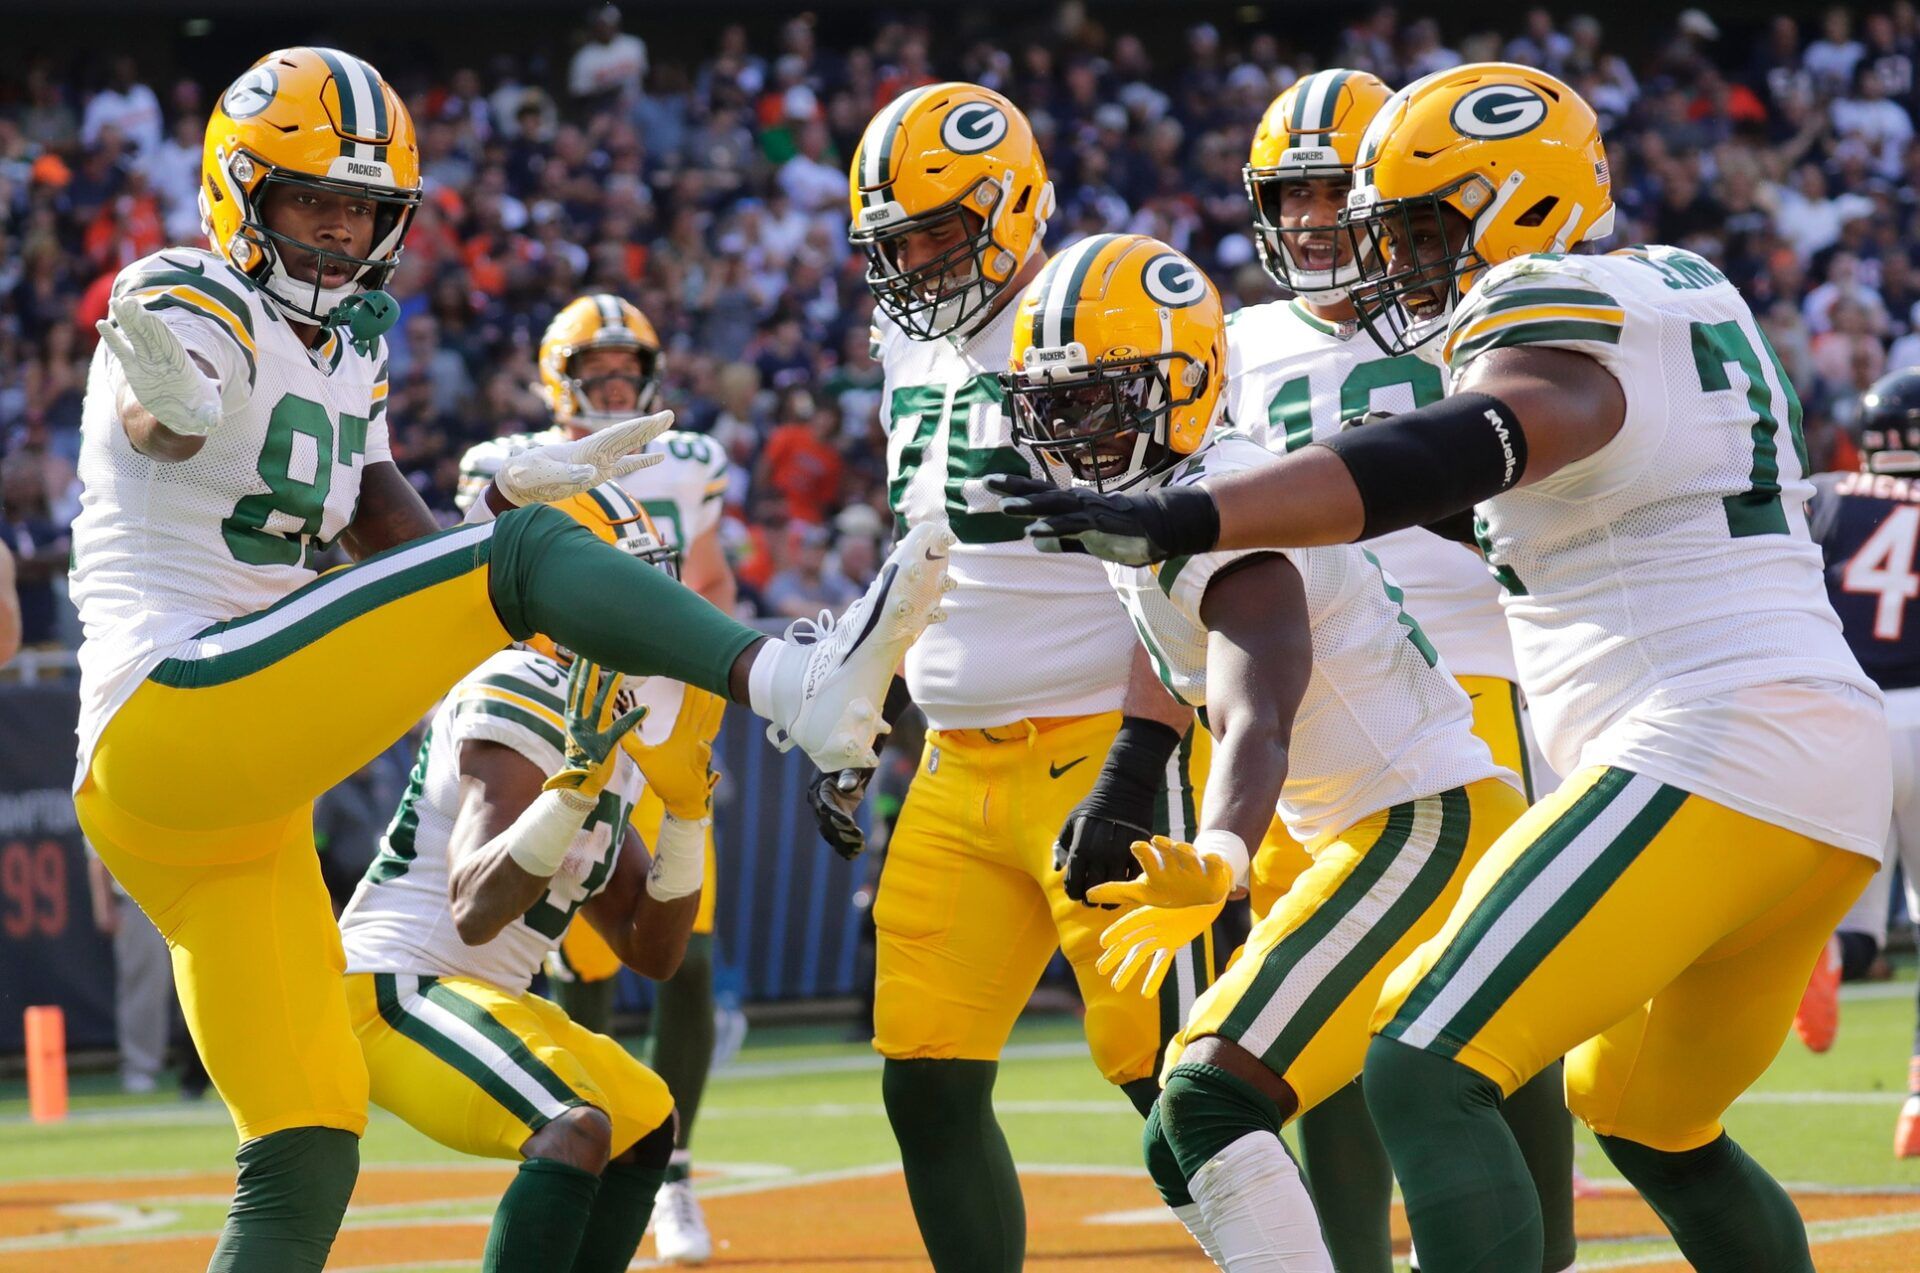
[
  {"left": 1003, "top": 234, "right": 1226, "bottom": 492},
  {"left": 526, "top": 483, "right": 680, "bottom": 664},
  {"left": 201, "top": 47, "right": 421, "bottom": 327},
  {"left": 1342, "top": 62, "right": 1615, "bottom": 355},
  {"left": 538, "top": 294, "right": 664, "bottom": 432},
  {"left": 849, "top": 82, "right": 1054, "bottom": 339},
  {"left": 1245, "top": 69, "right": 1392, "bottom": 300}
]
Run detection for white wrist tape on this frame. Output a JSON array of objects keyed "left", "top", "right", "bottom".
[
  {"left": 504, "top": 787, "right": 598, "bottom": 877},
  {"left": 1193, "top": 828, "right": 1251, "bottom": 890},
  {"left": 646, "top": 813, "right": 708, "bottom": 901},
  {"left": 461, "top": 491, "right": 498, "bottom": 525}
]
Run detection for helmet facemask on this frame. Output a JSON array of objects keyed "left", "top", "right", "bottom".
[
  {"left": 854, "top": 178, "right": 1020, "bottom": 340},
  {"left": 1246, "top": 166, "right": 1369, "bottom": 303},
  {"left": 218, "top": 150, "right": 420, "bottom": 326},
  {"left": 1006, "top": 354, "right": 1199, "bottom": 493},
  {"left": 1341, "top": 178, "right": 1489, "bottom": 358},
  {"left": 562, "top": 343, "right": 663, "bottom": 431}
]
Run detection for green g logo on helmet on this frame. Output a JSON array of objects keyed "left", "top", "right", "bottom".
[
  {"left": 223, "top": 65, "right": 279, "bottom": 120},
  {"left": 1142, "top": 254, "right": 1207, "bottom": 308},
  {"left": 1449, "top": 84, "right": 1548, "bottom": 140},
  {"left": 941, "top": 102, "right": 1008, "bottom": 154}
]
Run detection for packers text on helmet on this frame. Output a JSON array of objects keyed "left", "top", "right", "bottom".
[
  {"left": 1244, "top": 69, "right": 1392, "bottom": 301},
  {"left": 538, "top": 294, "right": 664, "bottom": 432},
  {"left": 849, "top": 83, "right": 1054, "bottom": 340},
  {"left": 1003, "top": 234, "right": 1226, "bottom": 492},
  {"left": 202, "top": 47, "right": 422, "bottom": 328},
  {"left": 1342, "top": 63, "right": 1615, "bottom": 356}
]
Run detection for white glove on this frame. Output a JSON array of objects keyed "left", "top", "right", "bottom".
[
  {"left": 95, "top": 295, "right": 223, "bottom": 438},
  {"left": 492, "top": 410, "right": 673, "bottom": 507}
]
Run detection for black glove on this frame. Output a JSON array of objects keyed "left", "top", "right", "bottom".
[
  {"left": 807, "top": 676, "right": 914, "bottom": 860},
  {"left": 809, "top": 766, "right": 873, "bottom": 860},
  {"left": 983, "top": 474, "right": 1220, "bottom": 566},
  {"left": 1055, "top": 717, "right": 1184, "bottom": 906}
]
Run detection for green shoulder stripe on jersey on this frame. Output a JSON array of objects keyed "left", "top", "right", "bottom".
[
  {"left": 454, "top": 698, "right": 567, "bottom": 754},
  {"left": 149, "top": 527, "right": 492, "bottom": 688},
  {"left": 1455, "top": 285, "right": 1622, "bottom": 329},
  {"left": 116, "top": 265, "right": 260, "bottom": 338},
  {"left": 1448, "top": 317, "right": 1623, "bottom": 370},
  {"left": 136, "top": 294, "right": 257, "bottom": 389},
  {"left": 1156, "top": 555, "right": 1194, "bottom": 598},
  {"left": 471, "top": 670, "right": 567, "bottom": 714}
]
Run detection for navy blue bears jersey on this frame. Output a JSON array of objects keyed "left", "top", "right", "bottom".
[{"left": 1810, "top": 469, "right": 1920, "bottom": 690}]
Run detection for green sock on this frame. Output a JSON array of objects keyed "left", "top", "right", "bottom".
[
  {"left": 1142, "top": 1100, "right": 1193, "bottom": 1207},
  {"left": 483, "top": 1158, "right": 599, "bottom": 1273},
  {"left": 490, "top": 504, "right": 759, "bottom": 697},
  {"left": 1120, "top": 1075, "right": 1160, "bottom": 1119},
  {"left": 1363, "top": 1037, "right": 1543, "bottom": 1271},
  {"left": 568, "top": 1158, "right": 666, "bottom": 1273},
  {"left": 1596, "top": 1132, "right": 1813, "bottom": 1273},
  {"left": 1503, "top": 1060, "right": 1576, "bottom": 1271},
  {"left": 883, "top": 1058, "right": 1024, "bottom": 1272},
  {"left": 207, "top": 1126, "right": 359, "bottom": 1273},
  {"left": 1158, "top": 1062, "right": 1283, "bottom": 1181},
  {"left": 1298, "top": 1080, "right": 1394, "bottom": 1273},
  {"left": 553, "top": 975, "right": 616, "bottom": 1035},
  {"left": 649, "top": 932, "right": 715, "bottom": 1176}
]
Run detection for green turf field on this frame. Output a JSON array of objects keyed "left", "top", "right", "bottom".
[{"left": 3, "top": 975, "right": 1917, "bottom": 1270}]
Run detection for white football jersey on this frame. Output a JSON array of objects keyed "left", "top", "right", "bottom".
[
  {"left": 1226, "top": 298, "right": 1516, "bottom": 682},
  {"left": 875, "top": 302, "right": 1138, "bottom": 730},
  {"left": 340, "top": 648, "right": 645, "bottom": 993},
  {"left": 1109, "top": 434, "right": 1509, "bottom": 845},
  {"left": 71, "top": 249, "right": 390, "bottom": 784},
  {"left": 460, "top": 426, "right": 729, "bottom": 746},
  {"left": 1445, "top": 246, "right": 1887, "bottom": 857}
]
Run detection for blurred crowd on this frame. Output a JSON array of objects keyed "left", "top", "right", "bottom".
[{"left": 4, "top": 2, "right": 1920, "bottom": 639}]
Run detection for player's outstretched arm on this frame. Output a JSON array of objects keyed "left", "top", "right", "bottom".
[
  {"left": 986, "top": 346, "right": 1625, "bottom": 563},
  {"left": 97, "top": 296, "right": 226, "bottom": 462}
]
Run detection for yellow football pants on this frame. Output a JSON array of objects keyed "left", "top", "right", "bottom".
[
  {"left": 345, "top": 972, "right": 674, "bottom": 1159},
  {"left": 874, "top": 712, "right": 1210, "bottom": 1085},
  {"left": 1374, "top": 766, "right": 1875, "bottom": 1152},
  {"left": 1170, "top": 778, "right": 1527, "bottom": 1114},
  {"left": 1251, "top": 674, "right": 1531, "bottom": 922},
  {"left": 556, "top": 786, "right": 719, "bottom": 982},
  {"left": 76, "top": 525, "right": 511, "bottom": 1140}
]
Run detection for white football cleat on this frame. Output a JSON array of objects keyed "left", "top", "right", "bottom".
[
  {"left": 652, "top": 1178, "right": 713, "bottom": 1264},
  {"left": 769, "top": 521, "right": 955, "bottom": 770}
]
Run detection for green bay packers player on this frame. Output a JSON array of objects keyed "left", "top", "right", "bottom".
[
  {"left": 1000, "top": 232, "right": 1528, "bottom": 1269},
  {"left": 70, "top": 48, "right": 950, "bottom": 1271},
  {"left": 340, "top": 489, "right": 718, "bottom": 1273},
  {"left": 1229, "top": 69, "right": 1573, "bottom": 1272},
  {"left": 822, "top": 83, "right": 1199, "bottom": 1271},
  {"left": 462, "top": 295, "right": 736, "bottom": 1264},
  {"left": 992, "top": 64, "right": 1888, "bottom": 1272}
]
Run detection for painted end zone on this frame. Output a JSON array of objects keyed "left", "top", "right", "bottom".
[{"left": 2, "top": 1165, "right": 1918, "bottom": 1271}]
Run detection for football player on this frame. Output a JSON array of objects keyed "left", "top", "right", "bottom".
[
  {"left": 70, "top": 48, "right": 949, "bottom": 1270},
  {"left": 991, "top": 64, "right": 1888, "bottom": 1271},
  {"left": 463, "top": 296, "right": 738, "bottom": 1262},
  {"left": 1001, "top": 232, "right": 1532, "bottom": 1269},
  {"left": 1807, "top": 368, "right": 1920, "bottom": 1155},
  {"left": 817, "top": 83, "right": 1199, "bottom": 1271},
  {"left": 1227, "top": 69, "right": 1572, "bottom": 1270},
  {"left": 339, "top": 488, "right": 717, "bottom": 1273}
]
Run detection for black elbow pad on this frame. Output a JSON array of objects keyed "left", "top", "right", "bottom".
[{"left": 1317, "top": 392, "right": 1527, "bottom": 540}]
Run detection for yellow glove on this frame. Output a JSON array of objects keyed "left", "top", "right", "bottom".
[
  {"left": 543, "top": 658, "right": 648, "bottom": 800},
  {"left": 621, "top": 684, "right": 726, "bottom": 820},
  {"left": 1088, "top": 836, "right": 1235, "bottom": 997}
]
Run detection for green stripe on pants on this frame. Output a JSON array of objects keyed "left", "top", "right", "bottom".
[{"left": 374, "top": 974, "right": 554, "bottom": 1131}]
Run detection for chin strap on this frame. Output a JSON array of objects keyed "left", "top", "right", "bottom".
[{"left": 323, "top": 290, "right": 400, "bottom": 356}]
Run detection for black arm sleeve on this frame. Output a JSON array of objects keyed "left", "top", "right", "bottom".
[{"left": 1316, "top": 392, "right": 1528, "bottom": 541}]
